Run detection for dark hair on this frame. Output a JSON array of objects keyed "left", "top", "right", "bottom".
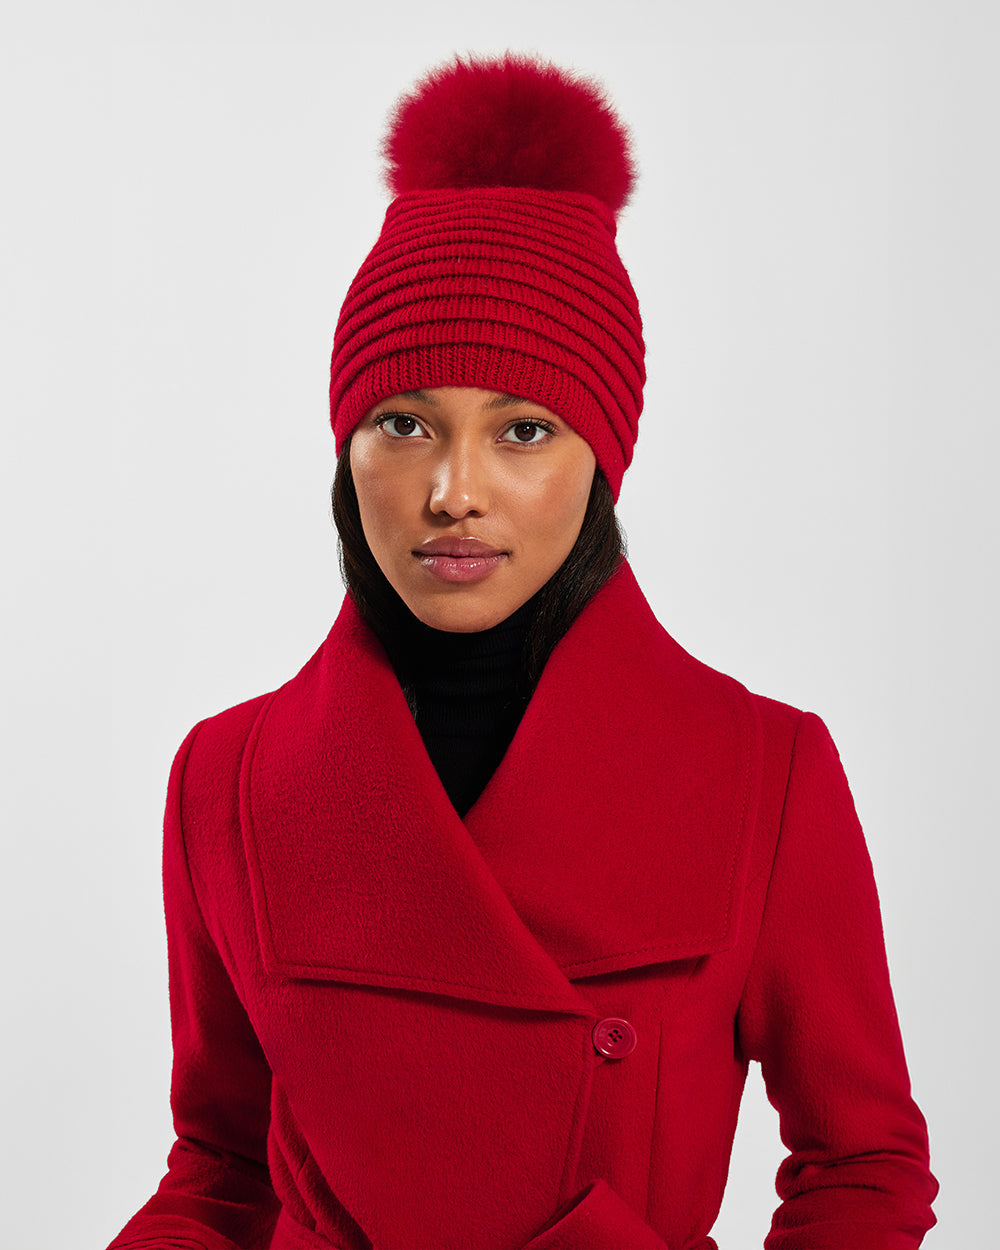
[{"left": 331, "top": 434, "right": 626, "bottom": 690}]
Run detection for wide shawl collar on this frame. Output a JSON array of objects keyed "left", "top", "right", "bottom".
[{"left": 240, "top": 562, "right": 764, "bottom": 1014}]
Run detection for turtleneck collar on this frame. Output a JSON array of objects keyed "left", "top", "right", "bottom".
[
  {"left": 381, "top": 591, "right": 539, "bottom": 688},
  {"left": 375, "top": 590, "right": 543, "bottom": 817}
]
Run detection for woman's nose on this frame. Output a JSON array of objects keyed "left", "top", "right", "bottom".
[{"left": 428, "top": 448, "right": 490, "bottom": 519}]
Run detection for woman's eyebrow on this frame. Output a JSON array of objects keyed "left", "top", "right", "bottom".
[
  {"left": 482, "top": 393, "right": 531, "bottom": 411},
  {"left": 397, "top": 389, "right": 437, "bottom": 404},
  {"left": 395, "top": 390, "right": 531, "bottom": 412}
]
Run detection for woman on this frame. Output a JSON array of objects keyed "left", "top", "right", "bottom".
[{"left": 110, "top": 54, "right": 937, "bottom": 1250}]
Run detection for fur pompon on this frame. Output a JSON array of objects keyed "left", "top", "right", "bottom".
[{"left": 382, "top": 52, "right": 636, "bottom": 215}]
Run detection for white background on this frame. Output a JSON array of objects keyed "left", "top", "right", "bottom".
[{"left": 2, "top": 2, "right": 996, "bottom": 1246}]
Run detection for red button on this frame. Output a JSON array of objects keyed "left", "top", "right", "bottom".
[{"left": 592, "top": 1017, "right": 637, "bottom": 1059}]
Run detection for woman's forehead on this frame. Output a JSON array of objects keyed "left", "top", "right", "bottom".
[{"left": 371, "top": 387, "right": 560, "bottom": 419}]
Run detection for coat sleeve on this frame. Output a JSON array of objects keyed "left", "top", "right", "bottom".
[
  {"left": 108, "top": 723, "right": 280, "bottom": 1250},
  {"left": 737, "top": 711, "right": 938, "bottom": 1249}
]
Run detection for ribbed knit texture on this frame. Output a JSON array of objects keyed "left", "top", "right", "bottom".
[{"left": 329, "top": 186, "right": 645, "bottom": 500}]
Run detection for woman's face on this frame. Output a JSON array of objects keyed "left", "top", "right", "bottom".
[{"left": 349, "top": 386, "right": 597, "bottom": 633}]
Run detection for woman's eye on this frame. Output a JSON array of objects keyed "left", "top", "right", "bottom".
[
  {"left": 377, "top": 414, "right": 422, "bottom": 438},
  {"left": 502, "top": 421, "right": 551, "bottom": 445}
]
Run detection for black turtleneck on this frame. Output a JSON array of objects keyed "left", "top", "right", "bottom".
[{"left": 379, "top": 594, "right": 539, "bottom": 818}]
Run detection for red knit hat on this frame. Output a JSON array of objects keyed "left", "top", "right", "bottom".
[{"left": 329, "top": 54, "right": 645, "bottom": 501}]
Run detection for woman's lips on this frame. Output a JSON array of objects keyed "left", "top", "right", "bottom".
[{"left": 414, "top": 538, "right": 508, "bottom": 584}]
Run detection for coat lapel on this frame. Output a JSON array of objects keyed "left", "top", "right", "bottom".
[
  {"left": 464, "top": 563, "right": 763, "bottom": 977},
  {"left": 240, "top": 594, "right": 591, "bottom": 1014},
  {"left": 240, "top": 563, "right": 762, "bottom": 1012}
]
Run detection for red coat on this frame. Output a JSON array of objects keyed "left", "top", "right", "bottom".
[{"left": 110, "top": 563, "right": 936, "bottom": 1249}]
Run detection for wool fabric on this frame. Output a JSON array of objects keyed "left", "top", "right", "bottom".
[
  {"left": 108, "top": 563, "right": 937, "bottom": 1249},
  {"left": 328, "top": 58, "right": 646, "bottom": 500}
]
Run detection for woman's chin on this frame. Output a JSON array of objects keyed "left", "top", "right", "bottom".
[{"left": 403, "top": 588, "right": 523, "bottom": 634}]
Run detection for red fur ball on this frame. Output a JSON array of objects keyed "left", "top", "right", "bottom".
[{"left": 382, "top": 53, "right": 636, "bottom": 215}]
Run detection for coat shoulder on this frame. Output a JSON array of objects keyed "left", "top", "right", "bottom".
[
  {"left": 655, "top": 618, "right": 805, "bottom": 757},
  {"left": 658, "top": 643, "right": 815, "bottom": 879},
  {"left": 747, "top": 687, "right": 806, "bottom": 750},
  {"left": 170, "top": 691, "right": 275, "bottom": 835}
]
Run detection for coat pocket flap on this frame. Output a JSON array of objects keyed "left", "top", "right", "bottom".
[{"left": 523, "top": 1179, "right": 671, "bottom": 1250}]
